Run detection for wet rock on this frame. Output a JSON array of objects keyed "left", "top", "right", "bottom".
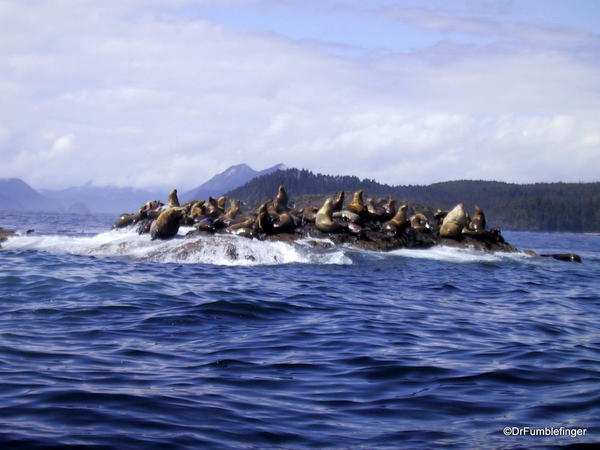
[{"left": 0, "top": 227, "right": 17, "bottom": 244}]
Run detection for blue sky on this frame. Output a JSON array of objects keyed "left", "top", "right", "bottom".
[{"left": 0, "top": 0, "right": 599, "bottom": 189}]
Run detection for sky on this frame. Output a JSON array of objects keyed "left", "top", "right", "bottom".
[{"left": 1, "top": 0, "right": 599, "bottom": 190}]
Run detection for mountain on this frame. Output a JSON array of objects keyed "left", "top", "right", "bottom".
[
  {"left": 226, "top": 169, "right": 600, "bottom": 232},
  {"left": 0, "top": 178, "right": 58, "bottom": 211},
  {"left": 181, "top": 163, "right": 286, "bottom": 203},
  {"left": 40, "top": 185, "right": 165, "bottom": 214}
]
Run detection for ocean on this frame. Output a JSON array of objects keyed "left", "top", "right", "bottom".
[{"left": 0, "top": 211, "right": 598, "bottom": 448}]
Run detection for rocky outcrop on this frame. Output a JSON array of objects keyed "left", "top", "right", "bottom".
[{"left": 112, "top": 186, "right": 519, "bottom": 254}]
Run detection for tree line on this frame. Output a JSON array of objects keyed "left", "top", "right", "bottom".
[{"left": 226, "top": 169, "right": 600, "bottom": 232}]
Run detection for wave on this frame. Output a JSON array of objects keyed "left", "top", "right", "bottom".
[
  {"left": 1, "top": 228, "right": 352, "bottom": 266},
  {"left": 388, "top": 246, "right": 532, "bottom": 264},
  {"left": 3, "top": 229, "right": 562, "bottom": 267}
]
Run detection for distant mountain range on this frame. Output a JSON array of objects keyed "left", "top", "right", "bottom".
[
  {"left": 181, "top": 163, "right": 285, "bottom": 203},
  {"left": 226, "top": 168, "right": 600, "bottom": 232},
  {"left": 0, "top": 178, "right": 58, "bottom": 211},
  {"left": 39, "top": 185, "right": 165, "bottom": 214},
  {"left": 0, "top": 163, "right": 286, "bottom": 214},
  {"left": 3, "top": 165, "right": 599, "bottom": 231}
]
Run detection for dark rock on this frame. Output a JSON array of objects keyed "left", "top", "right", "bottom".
[{"left": 0, "top": 227, "right": 17, "bottom": 245}]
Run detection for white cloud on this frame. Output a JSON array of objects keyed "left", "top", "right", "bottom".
[{"left": 0, "top": 0, "right": 598, "bottom": 189}]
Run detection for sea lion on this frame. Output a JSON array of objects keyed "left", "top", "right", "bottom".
[
  {"left": 113, "top": 213, "right": 136, "bottom": 229},
  {"left": 382, "top": 195, "right": 396, "bottom": 221},
  {"left": 138, "top": 200, "right": 164, "bottom": 219},
  {"left": 167, "top": 189, "right": 180, "bottom": 207},
  {"left": 272, "top": 185, "right": 289, "bottom": 213},
  {"left": 346, "top": 190, "right": 365, "bottom": 215},
  {"left": 206, "top": 197, "right": 221, "bottom": 218},
  {"left": 254, "top": 203, "right": 274, "bottom": 234},
  {"left": 410, "top": 213, "right": 430, "bottom": 232},
  {"left": 190, "top": 201, "right": 206, "bottom": 220},
  {"left": 149, "top": 207, "right": 185, "bottom": 240},
  {"left": 195, "top": 216, "right": 216, "bottom": 233},
  {"left": 541, "top": 253, "right": 582, "bottom": 263},
  {"left": 302, "top": 206, "right": 319, "bottom": 223},
  {"left": 382, "top": 204, "right": 409, "bottom": 235},
  {"left": 139, "top": 200, "right": 162, "bottom": 213},
  {"left": 469, "top": 205, "right": 486, "bottom": 231},
  {"left": 217, "top": 196, "right": 227, "bottom": 213},
  {"left": 272, "top": 212, "right": 297, "bottom": 233},
  {"left": 315, "top": 198, "right": 346, "bottom": 233},
  {"left": 433, "top": 209, "right": 449, "bottom": 227},
  {"left": 332, "top": 210, "right": 361, "bottom": 223},
  {"left": 331, "top": 191, "right": 345, "bottom": 212},
  {"left": 213, "top": 199, "right": 242, "bottom": 228},
  {"left": 222, "top": 199, "right": 240, "bottom": 220},
  {"left": 227, "top": 216, "right": 255, "bottom": 232},
  {"left": 439, "top": 203, "right": 468, "bottom": 239},
  {"left": 366, "top": 197, "right": 385, "bottom": 221}
]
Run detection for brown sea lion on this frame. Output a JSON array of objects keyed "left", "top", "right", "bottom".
[
  {"left": 272, "top": 185, "right": 289, "bottom": 213},
  {"left": 331, "top": 191, "right": 345, "bottom": 212},
  {"left": 541, "top": 253, "right": 582, "bottom": 263},
  {"left": 217, "top": 196, "right": 227, "bottom": 213},
  {"left": 315, "top": 198, "right": 346, "bottom": 233},
  {"left": 167, "top": 189, "right": 180, "bottom": 207},
  {"left": 213, "top": 200, "right": 242, "bottom": 228},
  {"left": 227, "top": 216, "right": 255, "bottom": 232},
  {"left": 222, "top": 199, "right": 240, "bottom": 220},
  {"left": 346, "top": 190, "right": 365, "bottom": 215},
  {"left": 272, "top": 212, "right": 297, "bottom": 233},
  {"left": 150, "top": 207, "right": 185, "bottom": 240},
  {"left": 469, "top": 205, "right": 486, "bottom": 231},
  {"left": 382, "top": 205, "right": 409, "bottom": 235},
  {"left": 254, "top": 203, "right": 274, "bottom": 234},
  {"left": 433, "top": 209, "right": 449, "bottom": 227},
  {"left": 366, "top": 197, "right": 385, "bottom": 221},
  {"left": 332, "top": 210, "right": 361, "bottom": 223},
  {"left": 190, "top": 201, "right": 206, "bottom": 220},
  {"left": 113, "top": 213, "right": 136, "bottom": 229},
  {"left": 410, "top": 213, "right": 430, "bottom": 232},
  {"left": 382, "top": 195, "right": 396, "bottom": 220},
  {"left": 439, "top": 203, "right": 468, "bottom": 239},
  {"left": 139, "top": 200, "right": 162, "bottom": 214},
  {"left": 195, "top": 216, "right": 216, "bottom": 233},
  {"left": 206, "top": 197, "right": 221, "bottom": 218}
]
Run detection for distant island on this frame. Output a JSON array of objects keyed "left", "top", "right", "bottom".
[{"left": 1, "top": 165, "right": 599, "bottom": 232}]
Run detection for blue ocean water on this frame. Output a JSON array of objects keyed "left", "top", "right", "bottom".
[{"left": 0, "top": 211, "right": 598, "bottom": 449}]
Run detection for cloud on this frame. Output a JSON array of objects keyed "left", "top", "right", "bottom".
[
  {"left": 46, "top": 134, "right": 75, "bottom": 158},
  {"left": 0, "top": 0, "right": 598, "bottom": 189}
]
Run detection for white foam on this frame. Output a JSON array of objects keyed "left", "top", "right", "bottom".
[
  {"left": 388, "top": 245, "right": 530, "bottom": 263},
  {"left": 1, "top": 229, "right": 352, "bottom": 266}
]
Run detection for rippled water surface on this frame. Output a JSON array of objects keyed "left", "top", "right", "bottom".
[{"left": 1, "top": 211, "right": 599, "bottom": 448}]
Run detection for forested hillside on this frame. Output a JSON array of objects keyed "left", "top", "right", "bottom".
[{"left": 226, "top": 169, "right": 600, "bottom": 232}]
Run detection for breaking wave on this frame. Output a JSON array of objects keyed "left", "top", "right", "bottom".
[{"left": 1, "top": 228, "right": 352, "bottom": 266}]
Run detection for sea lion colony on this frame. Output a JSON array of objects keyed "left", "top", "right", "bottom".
[
  {"left": 0, "top": 186, "right": 582, "bottom": 261},
  {"left": 112, "top": 186, "right": 523, "bottom": 254}
]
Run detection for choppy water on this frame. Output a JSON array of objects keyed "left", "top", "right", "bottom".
[{"left": 1, "top": 211, "right": 598, "bottom": 448}]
